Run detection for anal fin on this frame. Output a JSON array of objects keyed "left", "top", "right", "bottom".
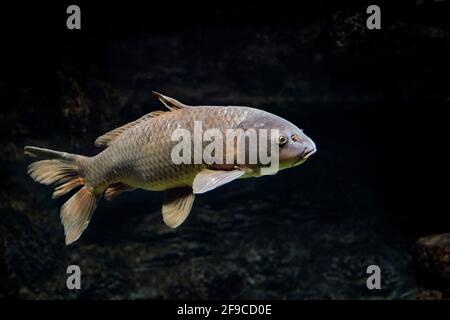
[
  {"left": 162, "top": 187, "right": 195, "bottom": 228},
  {"left": 104, "top": 182, "right": 135, "bottom": 201}
]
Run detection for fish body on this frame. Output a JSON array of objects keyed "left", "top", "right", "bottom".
[
  {"left": 84, "top": 106, "right": 253, "bottom": 192},
  {"left": 25, "top": 92, "right": 316, "bottom": 245}
]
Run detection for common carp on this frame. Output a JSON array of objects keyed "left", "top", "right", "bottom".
[{"left": 25, "top": 92, "right": 316, "bottom": 245}]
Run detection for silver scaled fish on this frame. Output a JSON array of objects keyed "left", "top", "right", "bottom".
[{"left": 25, "top": 92, "right": 316, "bottom": 245}]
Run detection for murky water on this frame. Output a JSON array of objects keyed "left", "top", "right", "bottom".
[{"left": 1, "top": 5, "right": 449, "bottom": 299}]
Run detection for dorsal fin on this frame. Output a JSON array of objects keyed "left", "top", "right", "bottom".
[
  {"left": 95, "top": 92, "right": 191, "bottom": 147},
  {"left": 95, "top": 110, "right": 165, "bottom": 147},
  {"left": 152, "top": 91, "right": 192, "bottom": 110}
]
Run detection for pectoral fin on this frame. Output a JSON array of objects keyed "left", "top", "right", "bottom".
[
  {"left": 162, "top": 187, "right": 195, "bottom": 228},
  {"left": 192, "top": 169, "right": 245, "bottom": 194}
]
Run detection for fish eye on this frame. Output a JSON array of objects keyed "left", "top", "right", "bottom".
[{"left": 278, "top": 135, "right": 288, "bottom": 146}]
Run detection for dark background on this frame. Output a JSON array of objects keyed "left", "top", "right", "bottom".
[{"left": 1, "top": 0, "right": 449, "bottom": 299}]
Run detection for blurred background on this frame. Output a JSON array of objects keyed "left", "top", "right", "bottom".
[{"left": 1, "top": 0, "right": 449, "bottom": 299}]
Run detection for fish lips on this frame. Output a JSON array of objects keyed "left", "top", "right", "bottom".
[
  {"left": 291, "top": 147, "right": 317, "bottom": 167},
  {"left": 303, "top": 147, "right": 317, "bottom": 159}
]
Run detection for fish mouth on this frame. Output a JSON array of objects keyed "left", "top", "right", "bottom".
[
  {"left": 302, "top": 147, "right": 317, "bottom": 159},
  {"left": 291, "top": 147, "right": 317, "bottom": 167}
]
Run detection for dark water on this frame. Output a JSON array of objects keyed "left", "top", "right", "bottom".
[{"left": 1, "top": 2, "right": 449, "bottom": 299}]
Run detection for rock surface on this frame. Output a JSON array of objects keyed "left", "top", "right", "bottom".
[{"left": 415, "top": 233, "right": 450, "bottom": 296}]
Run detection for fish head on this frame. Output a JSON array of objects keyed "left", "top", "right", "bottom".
[
  {"left": 252, "top": 112, "right": 316, "bottom": 171},
  {"left": 275, "top": 122, "right": 316, "bottom": 169}
]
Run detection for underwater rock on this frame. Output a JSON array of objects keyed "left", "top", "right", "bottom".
[
  {"left": 416, "top": 289, "right": 443, "bottom": 300},
  {"left": 414, "top": 233, "right": 450, "bottom": 295}
]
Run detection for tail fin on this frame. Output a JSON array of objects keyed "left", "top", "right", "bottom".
[{"left": 25, "top": 146, "right": 99, "bottom": 245}]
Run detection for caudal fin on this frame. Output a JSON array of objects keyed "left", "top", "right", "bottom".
[
  {"left": 60, "top": 186, "right": 98, "bottom": 244},
  {"left": 25, "top": 146, "right": 99, "bottom": 245}
]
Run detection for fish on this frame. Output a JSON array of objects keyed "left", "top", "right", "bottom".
[{"left": 24, "top": 92, "right": 317, "bottom": 245}]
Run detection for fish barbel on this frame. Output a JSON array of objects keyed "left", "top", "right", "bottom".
[{"left": 25, "top": 92, "right": 316, "bottom": 245}]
